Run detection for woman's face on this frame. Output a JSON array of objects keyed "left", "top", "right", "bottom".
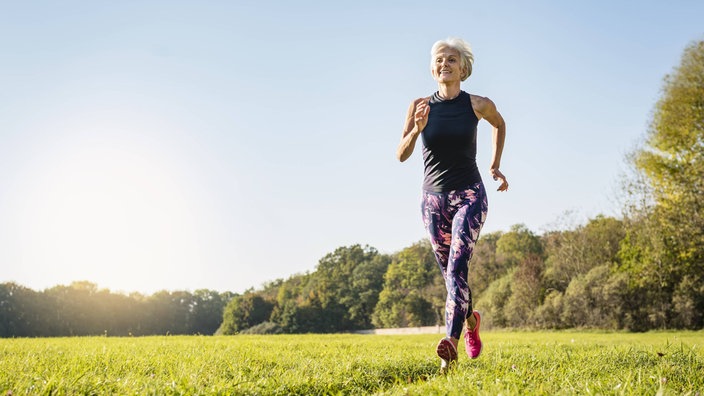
[{"left": 431, "top": 46, "right": 464, "bottom": 83}]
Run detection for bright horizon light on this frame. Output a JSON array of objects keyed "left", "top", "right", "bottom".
[{"left": 8, "top": 110, "right": 218, "bottom": 293}]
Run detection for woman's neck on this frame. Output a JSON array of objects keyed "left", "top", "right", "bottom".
[{"left": 437, "top": 84, "right": 461, "bottom": 100}]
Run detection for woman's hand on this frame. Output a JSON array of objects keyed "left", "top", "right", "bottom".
[
  {"left": 414, "top": 98, "right": 430, "bottom": 132},
  {"left": 397, "top": 97, "right": 430, "bottom": 162},
  {"left": 490, "top": 168, "right": 509, "bottom": 191}
]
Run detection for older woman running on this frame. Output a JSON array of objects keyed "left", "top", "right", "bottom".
[{"left": 396, "top": 37, "right": 509, "bottom": 371}]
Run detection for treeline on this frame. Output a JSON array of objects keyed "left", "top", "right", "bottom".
[
  {"left": 218, "top": 214, "right": 700, "bottom": 335},
  {"left": 0, "top": 281, "right": 233, "bottom": 337}
]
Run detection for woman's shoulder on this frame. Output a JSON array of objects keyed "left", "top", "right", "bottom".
[
  {"left": 469, "top": 93, "right": 492, "bottom": 103},
  {"left": 469, "top": 94, "right": 496, "bottom": 111}
]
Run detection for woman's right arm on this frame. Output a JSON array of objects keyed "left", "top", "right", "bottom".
[{"left": 396, "top": 98, "right": 429, "bottom": 162}]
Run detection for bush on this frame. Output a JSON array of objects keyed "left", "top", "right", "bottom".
[{"left": 475, "top": 270, "right": 514, "bottom": 329}]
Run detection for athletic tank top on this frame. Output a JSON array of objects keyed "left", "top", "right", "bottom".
[{"left": 421, "top": 91, "right": 481, "bottom": 192}]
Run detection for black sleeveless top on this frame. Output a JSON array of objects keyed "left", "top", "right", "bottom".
[{"left": 421, "top": 91, "right": 481, "bottom": 192}]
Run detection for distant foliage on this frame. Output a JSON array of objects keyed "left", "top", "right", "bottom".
[
  {"left": 543, "top": 216, "right": 625, "bottom": 292},
  {"left": 218, "top": 293, "right": 274, "bottom": 335},
  {"left": 619, "top": 39, "right": 704, "bottom": 330},
  {"left": 0, "top": 282, "right": 233, "bottom": 337},
  {"left": 218, "top": 244, "right": 392, "bottom": 335},
  {"left": 372, "top": 241, "right": 442, "bottom": 328}
]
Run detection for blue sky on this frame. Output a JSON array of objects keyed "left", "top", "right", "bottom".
[{"left": 1, "top": 1, "right": 702, "bottom": 294}]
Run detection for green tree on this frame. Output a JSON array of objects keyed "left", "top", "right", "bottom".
[
  {"left": 141, "top": 290, "right": 196, "bottom": 335},
  {"left": 496, "top": 224, "right": 544, "bottom": 268},
  {"left": 310, "top": 245, "right": 387, "bottom": 331},
  {"left": 534, "top": 289, "right": 565, "bottom": 329},
  {"left": 543, "top": 216, "right": 625, "bottom": 291},
  {"left": 474, "top": 269, "right": 514, "bottom": 329},
  {"left": 348, "top": 254, "right": 391, "bottom": 328},
  {"left": 621, "top": 39, "right": 704, "bottom": 329},
  {"left": 189, "top": 289, "right": 233, "bottom": 335},
  {"left": 504, "top": 254, "right": 544, "bottom": 327},
  {"left": 470, "top": 231, "right": 504, "bottom": 297},
  {"left": 372, "top": 241, "right": 442, "bottom": 328},
  {"left": 0, "top": 283, "right": 49, "bottom": 337},
  {"left": 45, "top": 281, "right": 107, "bottom": 336},
  {"left": 219, "top": 292, "right": 274, "bottom": 335},
  {"left": 560, "top": 265, "right": 628, "bottom": 329}
]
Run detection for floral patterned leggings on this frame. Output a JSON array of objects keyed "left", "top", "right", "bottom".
[{"left": 421, "top": 181, "right": 488, "bottom": 340}]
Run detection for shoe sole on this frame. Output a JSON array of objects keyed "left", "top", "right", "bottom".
[{"left": 436, "top": 337, "right": 458, "bottom": 362}]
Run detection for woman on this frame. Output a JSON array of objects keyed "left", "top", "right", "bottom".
[{"left": 396, "top": 37, "right": 509, "bottom": 370}]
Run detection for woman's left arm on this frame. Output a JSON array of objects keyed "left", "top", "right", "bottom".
[{"left": 473, "top": 95, "right": 509, "bottom": 192}]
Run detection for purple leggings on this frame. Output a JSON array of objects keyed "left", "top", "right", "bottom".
[{"left": 421, "top": 182, "right": 488, "bottom": 339}]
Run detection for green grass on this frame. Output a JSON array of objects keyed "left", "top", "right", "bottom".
[{"left": 1, "top": 331, "right": 702, "bottom": 395}]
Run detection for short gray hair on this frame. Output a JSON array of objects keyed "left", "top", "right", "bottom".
[{"left": 430, "top": 37, "right": 474, "bottom": 81}]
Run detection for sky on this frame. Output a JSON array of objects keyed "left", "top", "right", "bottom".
[{"left": 1, "top": 1, "right": 703, "bottom": 295}]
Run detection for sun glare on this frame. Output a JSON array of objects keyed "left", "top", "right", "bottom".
[{"left": 14, "top": 124, "right": 206, "bottom": 293}]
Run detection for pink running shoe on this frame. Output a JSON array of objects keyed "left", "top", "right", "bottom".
[
  {"left": 465, "top": 311, "right": 482, "bottom": 359},
  {"left": 436, "top": 337, "right": 458, "bottom": 365}
]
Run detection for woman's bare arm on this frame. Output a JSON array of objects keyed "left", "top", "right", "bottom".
[
  {"left": 396, "top": 97, "right": 430, "bottom": 162},
  {"left": 472, "top": 95, "right": 509, "bottom": 191}
]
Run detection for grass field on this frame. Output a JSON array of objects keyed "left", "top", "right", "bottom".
[{"left": 1, "top": 331, "right": 703, "bottom": 395}]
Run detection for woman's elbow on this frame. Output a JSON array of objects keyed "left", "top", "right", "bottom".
[{"left": 397, "top": 150, "right": 409, "bottom": 162}]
